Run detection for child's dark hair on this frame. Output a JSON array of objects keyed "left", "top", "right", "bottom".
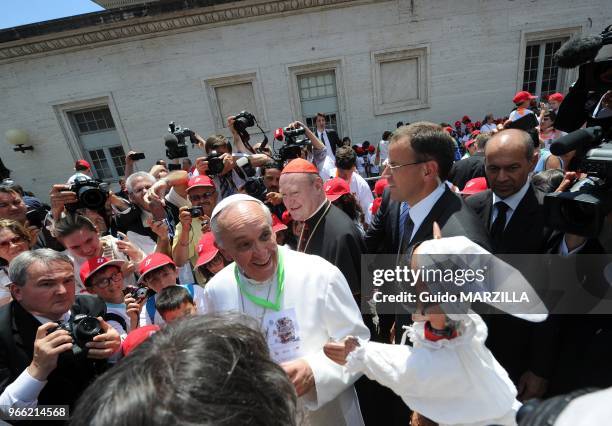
[{"left": 155, "top": 285, "right": 194, "bottom": 315}]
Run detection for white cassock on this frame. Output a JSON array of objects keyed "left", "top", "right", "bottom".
[
  {"left": 345, "top": 314, "right": 520, "bottom": 426},
  {"left": 204, "top": 245, "right": 370, "bottom": 426}
]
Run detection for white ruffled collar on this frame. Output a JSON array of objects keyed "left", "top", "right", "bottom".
[{"left": 403, "top": 314, "right": 488, "bottom": 350}]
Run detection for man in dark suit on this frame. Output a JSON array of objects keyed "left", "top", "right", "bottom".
[
  {"left": 465, "top": 129, "right": 566, "bottom": 401},
  {"left": 448, "top": 133, "right": 489, "bottom": 191},
  {"left": 364, "top": 122, "right": 491, "bottom": 425},
  {"left": 315, "top": 113, "right": 342, "bottom": 160},
  {"left": 0, "top": 249, "right": 121, "bottom": 409},
  {"left": 367, "top": 123, "right": 490, "bottom": 335}
]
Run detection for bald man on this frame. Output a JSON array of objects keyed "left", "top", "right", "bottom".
[{"left": 465, "top": 129, "right": 561, "bottom": 401}]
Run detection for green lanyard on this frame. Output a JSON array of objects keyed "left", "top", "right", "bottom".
[{"left": 234, "top": 250, "right": 284, "bottom": 312}]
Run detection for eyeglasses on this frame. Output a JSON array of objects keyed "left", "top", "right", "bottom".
[
  {"left": 0, "top": 236, "right": 25, "bottom": 249},
  {"left": 189, "top": 191, "right": 216, "bottom": 202},
  {"left": 92, "top": 272, "right": 123, "bottom": 289},
  {"left": 386, "top": 160, "right": 426, "bottom": 173}
]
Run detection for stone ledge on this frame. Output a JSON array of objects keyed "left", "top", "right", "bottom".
[{"left": 0, "top": 0, "right": 378, "bottom": 63}]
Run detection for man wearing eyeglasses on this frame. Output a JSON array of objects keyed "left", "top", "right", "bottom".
[
  {"left": 173, "top": 176, "right": 218, "bottom": 285},
  {"left": 367, "top": 122, "right": 489, "bottom": 257},
  {"left": 364, "top": 122, "right": 491, "bottom": 425}
]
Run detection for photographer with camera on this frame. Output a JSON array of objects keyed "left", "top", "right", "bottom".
[
  {"left": 283, "top": 120, "right": 334, "bottom": 180},
  {"left": 111, "top": 171, "right": 177, "bottom": 255},
  {"left": 0, "top": 249, "right": 120, "bottom": 409},
  {"left": 172, "top": 176, "right": 218, "bottom": 285},
  {"left": 193, "top": 131, "right": 271, "bottom": 200}
]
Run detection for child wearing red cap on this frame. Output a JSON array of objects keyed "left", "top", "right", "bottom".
[
  {"left": 137, "top": 252, "right": 207, "bottom": 326},
  {"left": 80, "top": 257, "right": 137, "bottom": 340},
  {"left": 508, "top": 91, "right": 536, "bottom": 123}
]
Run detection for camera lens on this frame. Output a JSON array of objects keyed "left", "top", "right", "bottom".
[
  {"left": 73, "top": 316, "right": 102, "bottom": 343},
  {"left": 79, "top": 186, "right": 107, "bottom": 209}
]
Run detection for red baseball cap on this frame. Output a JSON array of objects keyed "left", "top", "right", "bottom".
[
  {"left": 122, "top": 325, "right": 160, "bottom": 356},
  {"left": 138, "top": 253, "right": 175, "bottom": 283},
  {"left": 461, "top": 177, "right": 488, "bottom": 195},
  {"left": 548, "top": 92, "right": 564, "bottom": 103},
  {"left": 281, "top": 159, "right": 318, "bottom": 175},
  {"left": 188, "top": 175, "right": 215, "bottom": 190},
  {"left": 374, "top": 178, "right": 388, "bottom": 197},
  {"left": 271, "top": 214, "right": 287, "bottom": 232},
  {"left": 80, "top": 257, "right": 125, "bottom": 287},
  {"left": 195, "top": 232, "right": 219, "bottom": 269},
  {"left": 443, "top": 126, "right": 453, "bottom": 134},
  {"left": 281, "top": 210, "right": 292, "bottom": 225},
  {"left": 324, "top": 178, "right": 351, "bottom": 202},
  {"left": 75, "top": 159, "right": 91, "bottom": 170},
  {"left": 465, "top": 139, "right": 477, "bottom": 148},
  {"left": 368, "top": 145, "right": 375, "bottom": 153},
  {"left": 370, "top": 197, "right": 383, "bottom": 216},
  {"left": 474, "top": 121, "right": 482, "bottom": 129},
  {"left": 462, "top": 116, "right": 471, "bottom": 123},
  {"left": 513, "top": 91, "right": 536, "bottom": 104},
  {"left": 454, "top": 121, "right": 462, "bottom": 127}
]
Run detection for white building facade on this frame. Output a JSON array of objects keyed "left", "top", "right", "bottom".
[{"left": 0, "top": 0, "right": 610, "bottom": 198}]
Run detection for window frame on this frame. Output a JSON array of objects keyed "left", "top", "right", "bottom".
[
  {"left": 52, "top": 94, "right": 131, "bottom": 183},
  {"left": 287, "top": 58, "right": 348, "bottom": 141},
  {"left": 517, "top": 27, "right": 582, "bottom": 98}
]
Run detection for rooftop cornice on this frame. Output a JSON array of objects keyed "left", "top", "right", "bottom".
[{"left": 0, "top": 0, "right": 375, "bottom": 64}]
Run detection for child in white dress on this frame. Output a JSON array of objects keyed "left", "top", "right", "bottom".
[{"left": 325, "top": 235, "right": 547, "bottom": 426}]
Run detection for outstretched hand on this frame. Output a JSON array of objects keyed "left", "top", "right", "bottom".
[{"left": 323, "top": 336, "right": 360, "bottom": 366}]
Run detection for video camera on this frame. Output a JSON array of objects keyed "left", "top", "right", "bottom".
[
  {"left": 164, "top": 122, "right": 197, "bottom": 159},
  {"left": 66, "top": 176, "right": 109, "bottom": 212},
  {"left": 544, "top": 24, "right": 612, "bottom": 237},
  {"left": 274, "top": 126, "right": 312, "bottom": 163},
  {"left": 49, "top": 314, "right": 103, "bottom": 357}
]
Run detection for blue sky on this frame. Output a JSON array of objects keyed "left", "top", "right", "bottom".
[{"left": 0, "top": 0, "right": 105, "bottom": 30}]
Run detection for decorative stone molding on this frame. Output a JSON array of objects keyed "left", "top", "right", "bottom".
[
  {"left": 0, "top": 0, "right": 376, "bottom": 63},
  {"left": 371, "top": 45, "right": 430, "bottom": 116}
]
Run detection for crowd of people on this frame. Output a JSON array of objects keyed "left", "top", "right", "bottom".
[{"left": 0, "top": 89, "right": 610, "bottom": 426}]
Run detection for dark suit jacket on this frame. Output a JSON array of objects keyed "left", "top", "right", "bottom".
[
  {"left": 365, "top": 189, "right": 401, "bottom": 254},
  {"left": 367, "top": 186, "right": 491, "bottom": 342},
  {"left": 0, "top": 296, "right": 108, "bottom": 409},
  {"left": 465, "top": 185, "right": 554, "bottom": 254},
  {"left": 465, "top": 185, "right": 559, "bottom": 383},
  {"left": 323, "top": 129, "right": 342, "bottom": 157},
  {"left": 448, "top": 152, "right": 486, "bottom": 191}
]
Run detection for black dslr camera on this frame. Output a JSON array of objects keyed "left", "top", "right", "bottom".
[
  {"left": 50, "top": 314, "right": 103, "bottom": 357},
  {"left": 204, "top": 150, "right": 225, "bottom": 176},
  {"left": 235, "top": 157, "right": 268, "bottom": 202},
  {"left": 66, "top": 176, "right": 109, "bottom": 212},
  {"left": 165, "top": 122, "right": 197, "bottom": 159},
  {"left": 233, "top": 111, "right": 256, "bottom": 142},
  {"left": 278, "top": 126, "right": 311, "bottom": 162},
  {"left": 544, "top": 25, "right": 612, "bottom": 237}
]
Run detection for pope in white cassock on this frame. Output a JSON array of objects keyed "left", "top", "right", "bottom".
[{"left": 204, "top": 194, "right": 370, "bottom": 426}]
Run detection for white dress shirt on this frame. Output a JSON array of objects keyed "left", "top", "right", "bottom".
[
  {"left": 317, "top": 130, "right": 336, "bottom": 162},
  {"left": 405, "top": 183, "right": 447, "bottom": 242}
]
